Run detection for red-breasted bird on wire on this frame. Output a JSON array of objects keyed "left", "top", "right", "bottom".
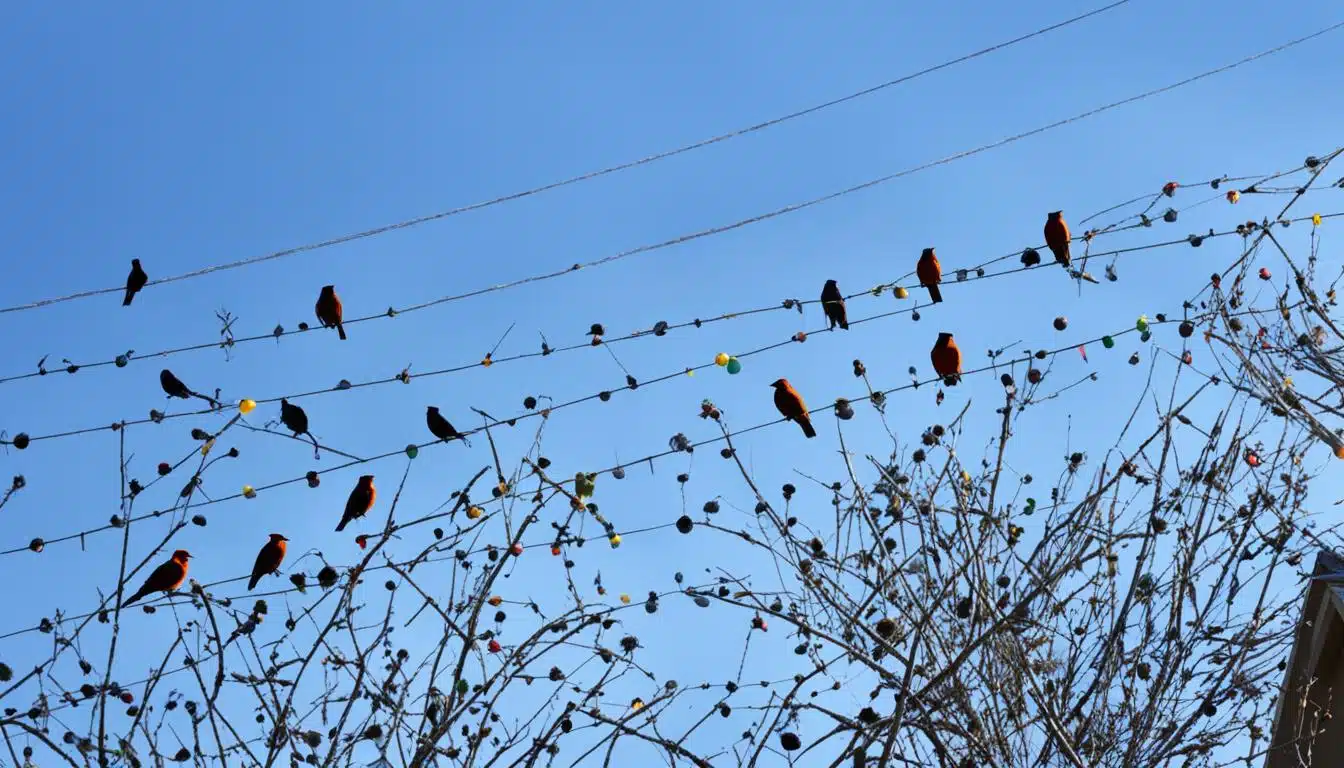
[
  {"left": 247, "top": 534, "right": 288, "bottom": 591},
  {"left": 315, "top": 285, "right": 347, "bottom": 341},
  {"left": 426, "top": 406, "right": 470, "bottom": 446},
  {"left": 771, "top": 378, "right": 817, "bottom": 438},
  {"left": 123, "top": 259, "right": 148, "bottom": 306},
  {"left": 335, "top": 475, "right": 376, "bottom": 532},
  {"left": 159, "top": 369, "right": 219, "bottom": 408},
  {"left": 280, "top": 398, "right": 320, "bottom": 458},
  {"left": 1044, "top": 211, "right": 1071, "bottom": 269},
  {"left": 931, "top": 332, "right": 962, "bottom": 385},
  {"left": 121, "top": 550, "right": 191, "bottom": 608},
  {"left": 820, "top": 280, "right": 849, "bottom": 330},
  {"left": 917, "top": 248, "right": 943, "bottom": 304}
]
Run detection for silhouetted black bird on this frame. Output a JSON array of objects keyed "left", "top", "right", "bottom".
[
  {"left": 427, "top": 406, "right": 468, "bottom": 445},
  {"left": 159, "top": 369, "right": 218, "bottom": 408},
  {"left": 123, "top": 259, "right": 148, "bottom": 306},
  {"left": 820, "top": 280, "right": 849, "bottom": 330},
  {"left": 280, "top": 398, "right": 320, "bottom": 457}
]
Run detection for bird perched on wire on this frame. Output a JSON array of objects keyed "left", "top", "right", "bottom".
[
  {"left": 123, "top": 259, "right": 148, "bottom": 306},
  {"left": 426, "top": 406, "right": 469, "bottom": 445},
  {"left": 1044, "top": 211, "right": 1071, "bottom": 269},
  {"left": 121, "top": 550, "right": 191, "bottom": 608},
  {"left": 159, "top": 369, "right": 219, "bottom": 408},
  {"left": 279, "top": 398, "right": 320, "bottom": 457},
  {"left": 931, "top": 333, "right": 962, "bottom": 385},
  {"left": 771, "top": 378, "right": 817, "bottom": 438},
  {"left": 247, "top": 534, "right": 288, "bottom": 591},
  {"left": 315, "top": 285, "right": 347, "bottom": 341},
  {"left": 336, "top": 475, "right": 376, "bottom": 532},
  {"left": 917, "top": 248, "right": 943, "bottom": 304},
  {"left": 820, "top": 280, "right": 849, "bottom": 331}
]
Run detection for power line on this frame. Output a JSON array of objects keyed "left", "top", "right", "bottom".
[
  {"left": 3, "top": 170, "right": 1265, "bottom": 388},
  {"left": 9, "top": 205, "right": 1331, "bottom": 450},
  {"left": 0, "top": 1, "right": 1135, "bottom": 317},
  {"left": 0, "top": 176, "right": 1236, "bottom": 390},
  {"left": 6, "top": 21, "right": 1335, "bottom": 337},
  {"left": 0, "top": 297, "right": 1264, "bottom": 559}
]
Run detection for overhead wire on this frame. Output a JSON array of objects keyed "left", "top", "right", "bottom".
[
  {"left": 0, "top": 285, "right": 1286, "bottom": 559},
  {"left": 0, "top": 1, "right": 1135, "bottom": 317},
  {"left": 0, "top": 176, "right": 1263, "bottom": 389},
  {"left": 3, "top": 186, "right": 1329, "bottom": 646},
  {"left": 0, "top": 165, "right": 1307, "bottom": 389},
  {"left": 0, "top": 20, "right": 1335, "bottom": 347},
  {"left": 2, "top": 21, "right": 1339, "bottom": 747},
  {"left": 7, "top": 199, "right": 1334, "bottom": 450},
  {"left": 0, "top": 292, "right": 1308, "bottom": 644}
]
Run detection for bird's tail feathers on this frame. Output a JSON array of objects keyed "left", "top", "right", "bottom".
[
  {"left": 122, "top": 292, "right": 134, "bottom": 307},
  {"left": 335, "top": 517, "right": 349, "bottom": 532},
  {"left": 800, "top": 417, "right": 817, "bottom": 439},
  {"left": 121, "top": 589, "right": 146, "bottom": 608},
  {"left": 189, "top": 391, "right": 221, "bottom": 409},
  {"left": 336, "top": 323, "right": 347, "bottom": 341},
  {"left": 248, "top": 573, "right": 261, "bottom": 591},
  {"left": 927, "top": 284, "right": 943, "bottom": 304}
]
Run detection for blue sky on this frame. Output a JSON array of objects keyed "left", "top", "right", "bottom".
[{"left": 1, "top": 2, "right": 1342, "bottom": 765}]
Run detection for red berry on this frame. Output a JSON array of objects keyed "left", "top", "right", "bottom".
[
  {"left": 510, "top": 542, "right": 524, "bottom": 556},
  {"left": 488, "top": 639, "right": 502, "bottom": 653}
]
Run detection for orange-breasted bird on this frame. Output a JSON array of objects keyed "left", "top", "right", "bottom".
[
  {"left": 820, "top": 280, "right": 848, "bottom": 331},
  {"left": 426, "top": 406, "right": 465, "bottom": 443},
  {"left": 336, "top": 475, "right": 376, "bottom": 532},
  {"left": 316, "top": 285, "right": 347, "bottom": 341},
  {"left": 123, "top": 259, "right": 148, "bottom": 306},
  {"left": 1044, "top": 211, "right": 1071, "bottom": 269},
  {"left": 771, "top": 378, "right": 817, "bottom": 438},
  {"left": 917, "top": 248, "right": 943, "bottom": 304},
  {"left": 931, "top": 332, "right": 962, "bottom": 385},
  {"left": 248, "top": 534, "right": 288, "bottom": 590},
  {"left": 122, "top": 550, "right": 191, "bottom": 608},
  {"left": 159, "top": 369, "right": 219, "bottom": 407}
]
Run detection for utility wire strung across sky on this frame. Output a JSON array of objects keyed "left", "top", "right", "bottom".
[
  {"left": 0, "top": 172, "right": 1283, "bottom": 388},
  {"left": 2, "top": 19, "right": 1337, "bottom": 331},
  {"left": 3, "top": 151, "right": 1334, "bottom": 686},
  {"left": 0, "top": 292, "right": 1289, "bottom": 560},
  {"left": 0, "top": 1, "right": 1136, "bottom": 316},
  {"left": 6, "top": 203, "right": 1334, "bottom": 450}
]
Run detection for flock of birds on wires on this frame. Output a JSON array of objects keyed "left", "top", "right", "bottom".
[{"left": 105, "top": 210, "right": 1087, "bottom": 613}]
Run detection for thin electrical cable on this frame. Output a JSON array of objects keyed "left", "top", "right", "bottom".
[
  {"left": 0, "top": 1, "right": 1135, "bottom": 317},
  {"left": 0, "top": 312, "right": 1304, "bottom": 644},
  {"left": 9, "top": 206, "right": 1335, "bottom": 449},
  {"left": 0, "top": 171, "right": 1265, "bottom": 389},
  {"left": 0, "top": 302, "right": 1294, "bottom": 641},
  {"left": 0, "top": 301, "right": 1259, "bottom": 559},
  {"left": 4, "top": 23, "right": 1335, "bottom": 338}
]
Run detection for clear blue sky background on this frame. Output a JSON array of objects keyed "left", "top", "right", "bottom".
[{"left": 1, "top": 2, "right": 1341, "bottom": 765}]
